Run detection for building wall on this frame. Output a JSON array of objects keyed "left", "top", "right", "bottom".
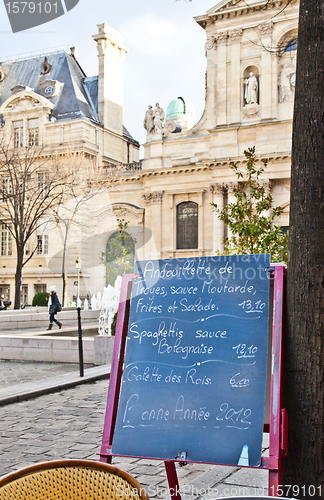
[{"left": 0, "top": 1, "right": 297, "bottom": 305}]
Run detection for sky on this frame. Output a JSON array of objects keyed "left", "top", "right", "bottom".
[{"left": 0, "top": 0, "right": 220, "bottom": 154}]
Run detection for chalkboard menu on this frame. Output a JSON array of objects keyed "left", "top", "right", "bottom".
[{"left": 112, "top": 255, "right": 270, "bottom": 467}]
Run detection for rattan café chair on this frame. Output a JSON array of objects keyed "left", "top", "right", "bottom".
[{"left": 0, "top": 459, "right": 150, "bottom": 500}]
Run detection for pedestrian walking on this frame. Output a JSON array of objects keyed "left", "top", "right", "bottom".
[{"left": 47, "top": 286, "right": 62, "bottom": 330}]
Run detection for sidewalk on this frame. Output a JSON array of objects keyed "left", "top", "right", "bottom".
[
  {"left": 0, "top": 359, "right": 110, "bottom": 406},
  {"left": 0, "top": 360, "right": 270, "bottom": 497}
]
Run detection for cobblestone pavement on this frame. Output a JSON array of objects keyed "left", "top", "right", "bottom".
[
  {"left": 0, "top": 360, "right": 94, "bottom": 387},
  {"left": 0, "top": 378, "right": 269, "bottom": 499}
]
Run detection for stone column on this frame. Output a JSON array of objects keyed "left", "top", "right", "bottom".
[
  {"left": 228, "top": 29, "right": 243, "bottom": 124},
  {"left": 262, "top": 180, "right": 273, "bottom": 219},
  {"left": 211, "top": 184, "right": 225, "bottom": 253},
  {"left": 216, "top": 31, "right": 229, "bottom": 126},
  {"left": 204, "top": 37, "right": 217, "bottom": 129},
  {"left": 226, "top": 182, "right": 238, "bottom": 244},
  {"left": 142, "top": 191, "right": 164, "bottom": 260},
  {"left": 259, "top": 21, "right": 274, "bottom": 120},
  {"left": 197, "top": 191, "right": 205, "bottom": 252},
  {"left": 166, "top": 193, "right": 175, "bottom": 257}
]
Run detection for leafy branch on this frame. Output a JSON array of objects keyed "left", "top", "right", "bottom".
[{"left": 212, "top": 147, "right": 288, "bottom": 262}]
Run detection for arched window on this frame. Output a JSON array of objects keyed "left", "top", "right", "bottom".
[
  {"left": 104, "top": 231, "right": 135, "bottom": 285},
  {"left": 285, "top": 39, "right": 297, "bottom": 52},
  {"left": 176, "top": 202, "right": 198, "bottom": 249}
]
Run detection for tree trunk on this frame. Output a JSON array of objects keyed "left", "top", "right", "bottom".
[
  {"left": 14, "top": 248, "right": 23, "bottom": 310},
  {"left": 283, "top": 0, "right": 324, "bottom": 495}
]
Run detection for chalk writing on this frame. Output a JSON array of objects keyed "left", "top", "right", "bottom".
[
  {"left": 232, "top": 343, "right": 258, "bottom": 359},
  {"left": 129, "top": 320, "right": 183, "bottom": 345},
  {"left": 230, "top": 372, "right": 250, "bottom": 388},
  {"left": 112, "top": 255, "right": 270, "bottom": 467},
  {"left": 215, "top": 402, "right": 252, "bottom": 429},
  {"left": 238, "top": 299, "right": 266, "bottom": 313},
  {"left": 202, "top": 279, "right": 256, "bottom": 295}
]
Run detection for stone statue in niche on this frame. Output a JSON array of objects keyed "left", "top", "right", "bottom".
[
  {"left": 143, "top": 105, "right": 154, "bottom": 134},
  {"left": 244, "top": 72, "right": 259, "bottom": 105},
  {"left": 278, "top": 62, "right": 295, "bottom": 103},
  {"left": 153, "top": 103, "right": 165, "bottom": 132}
]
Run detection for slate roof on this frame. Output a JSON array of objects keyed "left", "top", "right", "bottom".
[{"left": 0, "top": 50, "right": 138, "bottom": 143}]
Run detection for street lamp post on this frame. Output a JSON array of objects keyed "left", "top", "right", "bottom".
[
  {"left": 75, "top": 257, "right": 81, "bottom": 304},
  {"left": 75, "top": 256, "right": 83, "bottom": 377}
]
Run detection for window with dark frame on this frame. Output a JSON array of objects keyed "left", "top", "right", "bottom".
[
  {"left": 0, "top": 285, "right": 10, "bottom": 301},
  {"left": 1, "top": 224, "right": 12, "bottom": 256},
  {"left": 1, "top": 177, "right": 12, "bottom": 202},
  {"left": 21, "top": 285, "right": 28, "bottom": 307},
  {"left": 176, "top": 201, "right": 198, "bottom": 250},
  {"left": 13, "top": 120, "right": 24, "bottom": 148},
  {"left": 36, "top": 234, "right": 48, "bottom": 255},
  {"left": 13, "top": 118, "right": 40, "bottom": 148},
  {"left": 34, "top": 283, "right": 47, "bottom": 294},
  {"left": 37, "top": 172, "right": 49, "bottom": 199},
  {"left": 28, "top": 118, "right": 39, "bottom": 146}
]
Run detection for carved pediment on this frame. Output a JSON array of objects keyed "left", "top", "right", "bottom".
[
  {"left": 196, "top": 0, "right": 298, "bottom": 28},
  {"left": 207, "top": 0, "right": 272, "bottom": 14},
  {"left": 0, "top": 90, "right": 54, "bottom": 115},
  {"left": 112, "top": 203, "right": 144, "bottom": 221},
  {"left": 11, "top": 85, "right": 33, "bottom": 94}
]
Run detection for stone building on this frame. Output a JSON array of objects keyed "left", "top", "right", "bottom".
[
  {"left": 140, "top": 0, "right": 297, "bottom": 261},
  {"left": 0, "top": 24, "right": 140, "bottom": 305},
  {"left": 0, "top": 0, "right": 298, "bottom": 306}
]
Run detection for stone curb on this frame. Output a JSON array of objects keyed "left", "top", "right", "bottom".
[{"left": 0, "top": 364, "right": 111, "bottom": 407}]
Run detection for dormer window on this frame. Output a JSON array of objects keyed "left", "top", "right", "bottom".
[{"left": 28, "top": 118, "right": 39, "bottom": 146}]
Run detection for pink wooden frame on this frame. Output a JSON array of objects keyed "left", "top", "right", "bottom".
[{"left": 100, "top": 266, "right": 287, "bottom": 498}]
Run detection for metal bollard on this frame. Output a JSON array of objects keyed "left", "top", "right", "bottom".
[{"left": 77, "top": 307, "right": 84, "bottom": 377}]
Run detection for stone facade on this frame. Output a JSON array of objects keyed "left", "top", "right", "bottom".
[
  {"left": 139, "top": 0, "right": 296, "bottom": 257},
  {"left": 0, "top": 0, "right": 297, "bottom": 306},
  {"left": 0, "top": 24, "right": 140, "bottom": 305}
]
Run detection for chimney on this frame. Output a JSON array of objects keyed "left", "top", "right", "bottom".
[
  {"left": 92, "top": 23, "right": 128, "bottom": 135},
  {"left": 70, "top": 46, "right": 79, "bottom": 60}
]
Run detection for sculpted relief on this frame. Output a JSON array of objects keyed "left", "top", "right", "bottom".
[
  {"left": 5, "top": 95, "right": 42, "bottom": 112},
  {"left": 278, "top": 60, "right": 296, "bottom": 103}
]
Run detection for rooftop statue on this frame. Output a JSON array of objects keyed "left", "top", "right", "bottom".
[
  {"left": 153, "top": 102, "right": 165, "bottom": 133},
  {"left": 143, "top": 105, "right": 154, "bottom": 134}
]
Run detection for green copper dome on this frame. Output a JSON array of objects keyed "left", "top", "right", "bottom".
[{"left": 166, "top": 97, "right": 196, "bottom": 119}]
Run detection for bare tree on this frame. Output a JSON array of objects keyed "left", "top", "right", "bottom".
[
  {"left": 53, "top": 156, "right": 120, "bottom": 306},
  {"left": 0, "top": 143, "right": 71, "bottom": 309}
]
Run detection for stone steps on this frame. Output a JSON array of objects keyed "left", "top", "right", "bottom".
[{"left": 0, "top": 307, "right": 100, "bottom": 331}]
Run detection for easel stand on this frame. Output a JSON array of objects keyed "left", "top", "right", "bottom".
[{"left": 100, "top": 266, "right": 287, "bottom": 498}]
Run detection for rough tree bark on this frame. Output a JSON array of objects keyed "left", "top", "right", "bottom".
[{"left": 283, "top": 0, "right": 324, "bottom": 496}]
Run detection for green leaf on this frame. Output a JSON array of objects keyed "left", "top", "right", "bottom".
[{"left": 212, "top": 147, "right": 288, "bottom": 262}]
